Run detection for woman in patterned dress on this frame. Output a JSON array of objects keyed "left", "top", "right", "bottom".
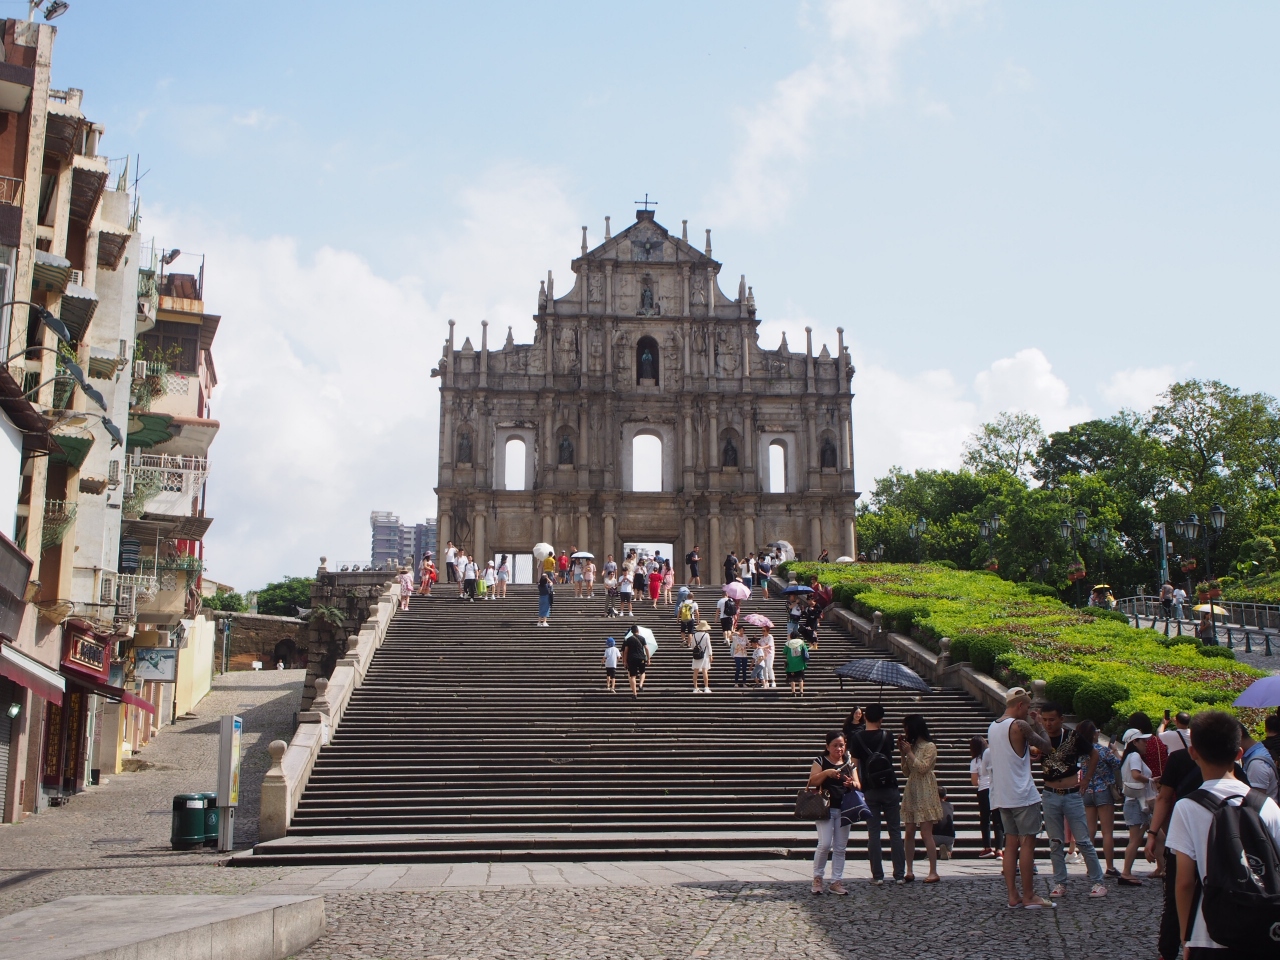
[{"left": 898, "top": 713, "right": 943, "bottom": 883}]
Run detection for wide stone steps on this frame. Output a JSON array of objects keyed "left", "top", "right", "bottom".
[{"left": 243, "top": 587, "right": 1112, "bottom": 866}]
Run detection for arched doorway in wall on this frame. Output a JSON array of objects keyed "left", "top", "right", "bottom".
[
  {"left": 768, "top": 441, "right": 787, "bottom": 494},
  {"left": 632, "top": 433, "right": 663, "bottom": 492},
  {"left": 504, "top": 438, "right": 527, "bottom": 491}
]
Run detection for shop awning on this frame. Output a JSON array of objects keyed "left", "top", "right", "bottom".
[
  {"left": 71, "top": 676, "right": 156, "bottom": 715},
  {"left": 0, "top": 642, "right": 64, "bottom": 705}
]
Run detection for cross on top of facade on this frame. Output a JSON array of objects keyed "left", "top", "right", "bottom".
[{"left": 634, "top": 193, "right": 657, "bottom": 211}]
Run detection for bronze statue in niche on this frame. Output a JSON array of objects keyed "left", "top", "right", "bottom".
[
  {"left": 722, "top": 436, "right": 738, "bottom": 468},
  {"left": 559, "top": 434, "right": 575, "bottom": 466}
]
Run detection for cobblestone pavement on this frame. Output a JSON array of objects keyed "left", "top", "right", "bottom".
[
  {"left": 0, "top": 667, "right": 1167, "bottom": 958},
  {"left": 0, "top": 670, "right": 302, "bottom": 916},
  {"left": 289, "top": 878, "right": 1163, "bottom": 960}
]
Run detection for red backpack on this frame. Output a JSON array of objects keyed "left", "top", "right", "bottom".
[{"left": 1143, "top": 735, "right": 1169, "bottom": 780}]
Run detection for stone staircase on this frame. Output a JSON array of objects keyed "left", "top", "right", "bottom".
[{"left": 242, "top": 586, "right": 1076, "bottom": 866}]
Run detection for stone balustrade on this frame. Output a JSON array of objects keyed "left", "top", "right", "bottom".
[{"left": 259, "top": 582, "right": 402, "bottom": 842}]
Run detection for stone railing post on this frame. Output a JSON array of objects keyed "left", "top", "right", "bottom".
[
  {"left": 1031, "top": 678, "right": 1047, "bottom": 704},
  {"left": 259, "top": 739, "right": 289, "bottom": 841},
  {"left": 936, "top": 637, "right": 952, "bottom": 676},
  {"left": 299, "top": 677, "right": 330, "bottom": 724}
]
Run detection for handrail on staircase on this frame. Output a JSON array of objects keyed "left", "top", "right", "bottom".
[{"left": 259, "top": 580, "right": 403, "bottom": 842}]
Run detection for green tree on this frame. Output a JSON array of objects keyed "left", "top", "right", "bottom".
[
  {"left": 202, "top": 590, "right": 247, "bottom": 613},
  {"left": 255, "top": 577, "right": 314, "bottom": 616},
  {"left": 962, "top": 411, "right": 1044, "bottom": 480}
]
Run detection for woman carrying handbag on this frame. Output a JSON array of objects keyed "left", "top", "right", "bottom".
[{"left": 807, "top": 731, "right": 860, "bottom": 896}]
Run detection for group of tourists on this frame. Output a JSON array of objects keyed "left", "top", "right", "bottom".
[
  {"left": 807, "top": 692, "right": 1280, "bottom": 958},
  {"left": 432, "top": 541, "right": 511, "bottom": 602}
]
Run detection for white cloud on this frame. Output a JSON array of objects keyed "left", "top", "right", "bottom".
[
  {"left": 710, "top": 0, "right": 985, "bottom": 227},
  {"left": 150, "top": 166, "right": 583, "bottom": 591},
  {"left": 1098, "top": 365, "right": 1176, "bottom": 412},
  {"left": 973, "top": 347, "right": 1091, "bottom": 431}
]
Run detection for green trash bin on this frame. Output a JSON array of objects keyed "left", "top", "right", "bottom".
[
  {"left": 170, "top": 794, "right": 206, "bottom": 850},
  {"left": 199, "top": 791, "right": 220, "bottom": 847}
]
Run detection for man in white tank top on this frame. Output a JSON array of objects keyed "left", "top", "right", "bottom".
[{"left": 988, "top": 686, "right": 1054, "bottom": 908}]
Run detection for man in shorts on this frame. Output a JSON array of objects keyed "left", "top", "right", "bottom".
[
  {"left": 686, "top": 546, "right": 701, "bottom": 586},
  {"left": 988, "top": 687, "right": 1055, "bottom": 908},
  {"left": 677, "top": 594, "right": 699, "bottom": 642},
  {"left": 622, "top": 627, "right": 648, "bottom": 698}
]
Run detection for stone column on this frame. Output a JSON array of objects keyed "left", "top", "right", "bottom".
[
  {"left": 605, "top": 262, "right": 614, "bottom": 315},
  {"left": 577, "top": 509, "right": 589, "bottom": 556},
  {"left": 810, "top": 514, "right": 823, "bottom": 561},
  {"left": 708, "top": 401, "right": 719, "bottom": 470},
  {"left": 844, "top": 516, "right": 856, "bottom": 560},
  {"left": 438, "top": 503, "right": 452, "bottom": 554},
  {"left": 806, "top": 404, "right": 820, "bottom": 489},
  {"left": 743, "top": 512, "right": 756, "bottom": 554},
  {"left": 743, "top": 403, "right": 756, "bottom": 493},
  {"left": 709, "top": 501, "right": 722, "bottom": 584},
  {"left": 683, "top": 515, "right": 695, "bottom": 565},
  {"left": 479, "top": 320, "right": 489, "bottom": 389},
  {"left": 542, "top": 499, "right": 554, "bottom": 545},
  {"left": 681, "top": 264, "right": 690, "bottom": 316},
  {"left": 604, "top": 511, "right": 616, "bottom": 563},
  {"left": 682, "top": 405, "right": 695, "bottom": 492},
  {"left": 544, "top": 313, "right": 555, "bottom": 388},
  {"left": 473, "top": 512, "right": 487, "bottom": 567},
  {"left": 577, "top": 398, "right": 589, "bottom": 489}
]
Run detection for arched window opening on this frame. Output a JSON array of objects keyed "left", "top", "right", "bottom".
[
  {"left": 636, "top": 335, "right": 660, "bottom": 385},
  {"left": 769, "top": 441, "right": 787, "bottom": 494},
  {"left": 504, "top": 438, "right": 527, "bottom": 491},
  {"left": 456, "top": 431, "right": 473, "bottom": 464},
  {"left": 820, "top": 436, "right": 838, "bottom": 469},
  {"left": 632, "top": 434, "right": 663, "bottom": 491}
]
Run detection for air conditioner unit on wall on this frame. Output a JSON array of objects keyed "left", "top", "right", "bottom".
[
  {"left": 133, "top": 360, "right": 147, "bottom": 380},
  {"left": 100, "top": 575, "right": 115, "bottom": 604},
  {"left": 68, "top": 269, "right": 82, "bottom": 287},
  {"left": 116, "top": 583, "right": 135, "bottom": 618}
]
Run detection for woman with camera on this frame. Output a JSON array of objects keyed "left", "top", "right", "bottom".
[{"left": 807, "top": 731, "right": 860, "bottom": 895}]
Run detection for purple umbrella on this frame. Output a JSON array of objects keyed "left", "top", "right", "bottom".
[{"left": 1233, "top": 675, "right": 1280, "bottom": 709}]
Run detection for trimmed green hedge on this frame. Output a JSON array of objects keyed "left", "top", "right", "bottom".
[{"left": 793, "top": 561, "right": 1265, "bottom": 726}]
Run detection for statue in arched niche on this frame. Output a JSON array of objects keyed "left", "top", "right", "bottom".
[
  {"left": 456, "top": 432, "right": 473, "bottom": 464},
  {"left": 559, "top": 434, "right": 575, "bottom": 466},
  {"left": 637, "top": 341, "right": 658, "bottom": 382},
  {"left": 722, "top": 436, "right": 739, "bottom": 468},
  {"left": 820, "top": 438, "right": 838, "bottom": 469}
]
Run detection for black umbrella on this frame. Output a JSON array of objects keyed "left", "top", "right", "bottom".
[
  {"left": 782, "top": 584, "right": 814, "bottom": 595},
  {"left": 834, "top": 659, "right": 931, "bottom": 700}
]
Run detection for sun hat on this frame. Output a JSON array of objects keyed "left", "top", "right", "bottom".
[
  {"left": 1005, "top": 686, "right": 1032, "bottom": 707},
  {"left": 695, "top": 619, "right": 712, "bottom": 631},
  {"left": 1121, "top": 728, "right": 1149, "bottom": 746}
]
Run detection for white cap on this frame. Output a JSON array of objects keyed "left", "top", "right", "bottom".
[{"left": 1121, "top": 728, "right": 1149, "bottom": 746}]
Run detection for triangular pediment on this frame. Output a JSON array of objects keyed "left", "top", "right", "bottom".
[{"left": 580, "top": 211, "right": 717, "bottom": 267}]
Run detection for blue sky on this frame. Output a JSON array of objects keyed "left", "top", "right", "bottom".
[{"left": 34, "top": 1, "right": 1279, "bottom": 588}]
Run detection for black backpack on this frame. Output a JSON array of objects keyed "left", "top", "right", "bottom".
[
  {"left": 723, "top": 597, "right": 737, "bottom": 618},
  {"left": 855, "top": 731, "right": 896, "bottom": 790},
  {"left": 691, "top": 633, "right": 708, "bottom": 659},
  {"left": 685, "top": 551, "right": 696, "bottom": 565},
  {"left": 1188, "top": 787, "right": 1280, "bottom": 954}
]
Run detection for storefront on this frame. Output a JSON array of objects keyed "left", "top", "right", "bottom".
[{"left": 43, "top": 620, "right": 154, "bottom": 799}]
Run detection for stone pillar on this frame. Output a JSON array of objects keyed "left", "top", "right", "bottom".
[
  {"left": 604, "top": 512, "right": 616, "bottom": 562},
  {"left": 682, "top": 406, "right": 695, "bottom": 491},
  {"left": 683, "top": 515, "right": 695, "bottom": 565},
  {"left": 681, "top": 264, "right": 690, "bottom": 316},
  {"left": 438, "top": 502, "right": 452, "bottom": 553},
  {"left": 473, "top": 512, "right": 486, "bottom": 567},
  {"left": 479, "top": 320, "right": 489, "bottom": 389},
  {"left": 810, "top": 514, "right": 822, "bottom": 561},
  {"left": 577, "top": 398, "right": 589, "bottom": 489},
  {"left": 744, "top": 512, "right": 756, "bottom": 554},
  {"left": 542, "top": 502, "right": 554, "bottom": 545},
  {"left": 709, "top": 499, "right": 721, "bottom": 583},
  {"left": 605, "top": 262, "right": 614, "bottom": 315},
  {"left": 578, "top": 318, "right": 588, "bottom": 392},
  {"left": 577, "top": 509, "right": 589, "bottom": 556},
  {"left": 844, "top": 516, "right": 856, "bottom": 560},
  {"left": 708, "top": 401, "right": 719, "bottom": 470}
]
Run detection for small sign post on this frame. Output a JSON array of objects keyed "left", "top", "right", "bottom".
[{"left": 216, "top": 714, "right": 243, "bottom": 852}]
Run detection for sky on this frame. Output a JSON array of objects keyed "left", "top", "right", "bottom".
[{"left": 32, "top": 0, "right": 1279, "bottom": 589}]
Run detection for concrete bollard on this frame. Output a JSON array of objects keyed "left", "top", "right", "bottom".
[
  {"left": 1031, "top": 679, "right": 1047, "bottom": 703},
  {"left": 936, "top": 637, "right": 952, "bottom": 677},
  {"left": 259, "top": 740, "right": 289, "bottom": 841}
]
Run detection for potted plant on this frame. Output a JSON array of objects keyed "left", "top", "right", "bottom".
[
  {"left": 1195, "top": 581, "right": 1212, "bottom": 602},
  {"left": 1181, "top": 558, "right": 1197, "bottom": 574},
  {"left": 985, "top": 557, "right": 999, "bottom": 572},
  {"left": 1206, "top": 579, "right": 1222, "bottom": 600},
  {"left": 1067, "top": 560, "right": 1086, "bottom": 582}
]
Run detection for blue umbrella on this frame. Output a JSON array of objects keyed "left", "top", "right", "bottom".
[
  {"left": 834, "top": 659, "right": 931, "bottom": 700},
  {"left": 782, "top": 584, "right": 814, "bottom": 595},
  {"left": 1233, "top": 675, "right": 1280, "bottom": 709}
]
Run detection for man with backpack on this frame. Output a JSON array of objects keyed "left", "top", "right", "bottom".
[
  {"left": 621, "top": 626, "right": 649, "bottom": 699},
  {"left": 717, "top": 592, "right": 738, "bottom": 644},
  {"left": 847, "top": 703, "right": 906, "bottom": 885},
  {"left": 685, "top": 546, "right": 701, "bottom": 586},
  {"left": 1241, "top": 722, "right": 1279, "bottom": 801},
  {"left": 677, "top": 595, "right": 699, "bottom": 642},
  {"left": 1166, "top": 710, "right": 1280, "bottom": 958}
]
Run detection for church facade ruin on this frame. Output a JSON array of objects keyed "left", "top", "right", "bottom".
[{"left": 433, "top": 209, "right": 859, "bottom": 571}]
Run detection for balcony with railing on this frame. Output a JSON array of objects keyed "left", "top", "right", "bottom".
[
  {"left": 43, "top": 499, "right": 77, "bottom": 550},
  {"left": 124, "top": 453, "right": 209, "bottom": 519},
  {"left": 0, "top": 176, "right": 24, "bottom": 207}
]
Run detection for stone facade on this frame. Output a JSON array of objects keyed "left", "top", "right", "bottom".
[
  {"left": 205, "top": 611, "right": 305, "bottom": 672},
  {"left": 433, "top": 210, "right": 859, "bottom": 571},
  {"left": 300, "top": 568, "right": 396, "bottom": 709}
]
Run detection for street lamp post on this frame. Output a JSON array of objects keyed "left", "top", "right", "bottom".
[
  {"left": 1088, "top": 526, "right": 1109, "bottom": 581},
  {"left": 978, "top": 513, "right": 1001, "bottom": 570},
  {"left": 1174, "top": 505, "right": 1227, "bottom": 581},
  {"left": 1058, "top": 508, "right": 1089, "bottom": 607},
  {"left": 1151, "top": 522, "right": 1171, "bottom": 589},
  {"left": 906, "top": 517, "right": 927, "bottom": 562}
]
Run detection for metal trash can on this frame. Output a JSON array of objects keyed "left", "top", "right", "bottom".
[
  {"left": 199, "top": 791, "right": 220, "bottom": 847},
  {"left": 170, "top": 793, "right": 206, "bottom": 850}
]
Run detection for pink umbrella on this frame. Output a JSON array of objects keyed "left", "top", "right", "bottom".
[
  {"left": 743, "top": 613, "right": 773, "bottom": 629},
  {"left": 722, "top": 581, "right": 750, "bottom": 601}
]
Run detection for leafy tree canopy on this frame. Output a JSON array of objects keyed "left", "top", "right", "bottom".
[{"left": 255, "top": 577, "right": 314, "bottom": 617}]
